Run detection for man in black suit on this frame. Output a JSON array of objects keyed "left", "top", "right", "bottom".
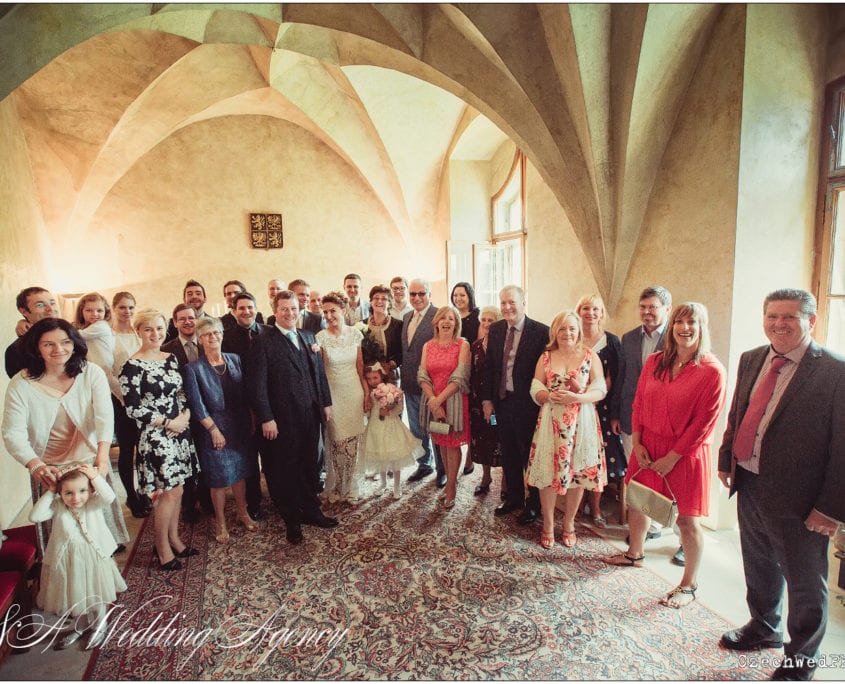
[
  {"left": 289, "top": 278, "right": 325, "bottom": 333},
  {"left": 247, "top": 290, "right": 337, "bottom": 544},
  {"left": 718, "top": 289, "right": 845, "bottom": 681},
  {"left": 5, "top": 287, "right": 58, "bottom": 378},
  {"left": 165, "top": 280, "right": 210, "bottom": 343},
  {"left": 221, "top": 291, "right": 268, "bottom": 519},
  {"left": 482, "top": 285, "right": 549, "bottom": 524},
  {"left": 402, "top": 278, "right": 445, "bottom": 486},
  {"left": 220, "top": 279, "right": 264, "bottom": 334}
]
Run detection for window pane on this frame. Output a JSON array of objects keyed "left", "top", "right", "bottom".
[
  {"left": 838, "top": 91, "right": 845, "bottom": 168},
  {"left": 825, "top": 299, "right": 845, "bottom": 356},
  {"left": 830, "top": 188, "right": 845, "bottom": 295}
]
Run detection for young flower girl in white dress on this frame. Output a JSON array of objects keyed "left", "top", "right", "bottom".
[
  {"left": 29, "top": 463, "right": 127, "bottom": 650},
  {"left": 358, "top": 364, "right": 423, "bottom": 498}
]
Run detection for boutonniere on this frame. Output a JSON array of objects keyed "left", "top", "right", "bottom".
[{"left": 310, "top": 343, "right": 321, "bottom": 353}]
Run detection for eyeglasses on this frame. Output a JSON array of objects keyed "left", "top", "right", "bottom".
[
  {"left": 409, "top": 291, "right": 427, "bottom": 298},
  {"left": 391, "top": 285, "right": 406, "bottom": 291},
  {"left": 200, "top": 330, "right": 223, "bottom": 338}
]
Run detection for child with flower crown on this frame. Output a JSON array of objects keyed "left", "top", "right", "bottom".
[
  {"left": 29, "top": 462, "right": 127, "bottom": 650},
  {"left": 358, "top": 363, "right": 423, "bottom": 498}
]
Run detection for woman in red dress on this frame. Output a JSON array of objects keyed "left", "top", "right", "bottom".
[
  {"left": 608, "top": 302, "right": 726, "bottom": 608},
  {"left": 418, "top": 306, "right": 470, "bottom": 509}
]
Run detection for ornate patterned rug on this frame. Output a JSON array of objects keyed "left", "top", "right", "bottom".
[{"left": 84, "top": 475, "right": 764, "bottom": 680}]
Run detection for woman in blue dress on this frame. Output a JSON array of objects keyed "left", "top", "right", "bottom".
[{"left": 183, "top": 317, "right": 257, "bottom": 544}]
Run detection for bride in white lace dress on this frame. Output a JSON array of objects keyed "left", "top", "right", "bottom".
[{"left": 317, "top": 291, "right": 370, "bottom": 503}]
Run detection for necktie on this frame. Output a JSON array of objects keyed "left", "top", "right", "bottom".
[
  {"left": 185, "top": 340, "right": 198, "bottom": 363},
  {"left": 733, "top": 355, "right": 787, "bottom": 461},
  {"left": 286, "top": 330, "right": 300, "bottom": 350},
  {"left": 408, "top": 311, "right": 421, "bottom": 342},
  {"left": 499, "top": 326, "right": 516, "bottom": 400}
]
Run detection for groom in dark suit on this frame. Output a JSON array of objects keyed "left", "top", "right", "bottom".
[
  {"left": 482, "top": 285, "right": 549, "bottom": 524},
  {"left": 718, "top": 288, "right": 845, "bottom": 681},
  {"left": 247, "top": 290, "right": 337, "bottom": 544}
]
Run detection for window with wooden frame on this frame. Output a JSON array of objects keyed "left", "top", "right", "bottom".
[
  {"left": 813, "top": 75, "right": 845, "bottom": 355},
  {"left": 474, "top": 151, "right": 527, "bottom": 306}
]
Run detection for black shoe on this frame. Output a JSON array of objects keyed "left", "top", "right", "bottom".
[
  {"left": 473, "top": 484, "right": 490, "bottom": 496},
  {"left": 494, "top": 501, "right": 520, "bottom": 516},
  {"left": 407, "top": 466, "right": 433, "bottom": 482},
  {"left": 247, "top": 506, "right": 262, "bottom": 522},
  {"left": 286, "top": 525, "right": 304, "bottom": 544},
  {"left": 463, "top": 464, "right": 475, "bottom": 475},
  {"left": 517, "top": 508, "right": 538, "bottom": 525},
  {"left": 720, "top": 623, "right": 783, "bottom": 651},
  {"left": 625, "top": 529, "right": 662, "bottom": 545},
  {"left": 771, "top": 657, "right": 816, "bottom": 681},
  {"left": 173, "top": 546, "right": 199, "bottom": 558},
  {"left": 671, "top": 546, "right": 685, "bottom": 567},
  {"left": 158, "top": 558, "right": 182, "bottom": 571},
  {"left": 436, "top": 474, "right": 447, "bottom": 488},
  {"left": 302, "top": 514, "right": 339, "bottom": 528}
]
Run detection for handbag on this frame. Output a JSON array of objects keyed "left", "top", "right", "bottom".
[
  {"left": 625, "top": 466, "right": 679, "bottom": 528},
  {"left": 429, "top": 420, "right": 451, "bottom": 435}
]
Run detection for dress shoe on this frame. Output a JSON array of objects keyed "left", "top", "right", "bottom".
[
  {"left": 247, "top": 506, "right": 262, "bottom": 522},
  {"left": 302, "top": 514, "right": 339, "bottom": 528},
  {"left": 473, "top": 484, "right": 490, "bottom": 496},
  {"left": 671, "top": 546, "right": 685, "bottom": 567},
  {"left": 517, "top": 508, "right": 539, "bottom": 525},
  {"left": 158, "top": 558, "right": 182, "bottom": 571},
  {"left": 55, "top": 628, "right": 84, "bottom": 650},
  {"left": 771, "top": 657, "right": 816, "bottom": 681},
  {"left": 436, "top": 473, "right": 447, "bottom": 488},
  {"left": 286, "top": 525, "right": 304, "bottom": 545},
  {"left": 407, "top": 466, "right": 433, "bottom": 482},
  {"left": 494, "top": 501, "right": 520, "bottom": 516},
  {"left": 173, "top": 546, "right": 199, "bottom": 558},
  {"left": 720, "top": 623, "right": 783, "bottom": 651},
  {"left": 463, "top": 464, "right": 475, "bottom": 475}
]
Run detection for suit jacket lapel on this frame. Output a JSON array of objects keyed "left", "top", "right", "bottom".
[{"left": 767, "top": 341, "right": 821, "bottom": 427}]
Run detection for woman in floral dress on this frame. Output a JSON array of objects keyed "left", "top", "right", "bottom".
[
  {"left": 318, "top": 291, "right": 369, "bottom": 503},
  {"left": 119, "top": 308, "right": 198, "bottom": 571},
  {"left": 526, "top": 310, "right": 607, "bottom": 550}
]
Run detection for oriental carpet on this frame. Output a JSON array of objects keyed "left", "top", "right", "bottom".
[{"left": 84, "top": 475, "right": 766, "bottom": 680}]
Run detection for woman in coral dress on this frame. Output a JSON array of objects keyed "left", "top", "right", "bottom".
[
  {"left": 526, "top": 311, "right": 607, "bottom": 550},
  {"left": 608, "top": 302, "right": 726, "bottom": 610},
  {"left": 418, "top": 306, "right": 470, "bottom": 509}
]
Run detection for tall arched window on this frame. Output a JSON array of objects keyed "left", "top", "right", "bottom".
[{"left": 813, "top": 75, "right": 845, "bottom": 354}]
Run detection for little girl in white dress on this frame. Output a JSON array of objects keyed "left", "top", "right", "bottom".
[
  {"left": 29, "top": 463, "right": 127, "bottom": 649},
  {"left": 358, "top": 364, "right": 423, "bottom": 498}
]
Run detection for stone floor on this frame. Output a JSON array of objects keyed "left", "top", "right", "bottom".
[{"left": 1, "top": 472, "right": 844, "bottom": 681}]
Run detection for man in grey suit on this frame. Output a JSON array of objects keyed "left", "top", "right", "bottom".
[
  {"left": 718, "top": 288, "right": 845, "bottom": 681},
  {"left": 402, "top": 278, "right": 445, "bottom": 485}
]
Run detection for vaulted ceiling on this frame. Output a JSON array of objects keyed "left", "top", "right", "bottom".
[{"left": 1, "top": 3, "right": 736, "bottom": 307}]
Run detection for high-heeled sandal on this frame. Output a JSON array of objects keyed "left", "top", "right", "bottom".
[
  {"left": 561, "top": 529, "right": 577, "bottom": 548},
  {"left": 214, "top": 523, "right": 230, "bottom": 544},
  {"left": 605, "top": 552, "right": 645, "bottom": 567},
  {"left": 238, "top": 508, "right": 257, "bottom": 532},
  {"left": 540, "top": 532, "right": 555, "bottom": 550},
  {"left": 659, "top": 584, "right": 697, "bottom": 608}
]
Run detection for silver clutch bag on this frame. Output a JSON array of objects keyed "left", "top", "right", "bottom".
[
  {"left": 429, "top": 420, "right": 451, "bottom": 435},
  {"left": 625, "top": 467, "right": 679, "bottom": 528}
]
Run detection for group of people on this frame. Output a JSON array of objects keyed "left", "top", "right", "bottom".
[{"left": 2, "top": 277, "right": 843, "bottom": 680}]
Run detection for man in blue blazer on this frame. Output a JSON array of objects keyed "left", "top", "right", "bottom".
[
  {"left": 718, "top": 289, "right": 845, "bottom": 680},
  {"left": 402, "top": 278, "right": 445, "bottom": 485},
  {"left": 247, "top": 290, "right": 337, "bottom": 544},
  {"left": 482, "top": 285, "right": 549, "bottom": 524}
]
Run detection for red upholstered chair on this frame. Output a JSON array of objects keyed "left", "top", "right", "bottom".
[
  {"left": 0, "top": 525, "right": 38, "bottom": 573},
  {"left": 0, "top": 569, "right": 28, "bottom": 664}
]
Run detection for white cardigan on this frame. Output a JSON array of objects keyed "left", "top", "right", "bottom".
[
  {"left": 78, "top": 320, "right": 122, "bottom": 400},
  {"left": 2, "top": 363, "right": 114, "bottom": 468}
]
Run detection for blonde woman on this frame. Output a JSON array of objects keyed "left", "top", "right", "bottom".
[
  {"left": 526, "top": 311, "right": 607, "bottom": 549},
  {"left": 418, "top": 306, "right": 471, "bottom": 508},
  {"left": 576, "top": 294, "right": 626, "bottom": 527},
  {"left": 119, "top": 309, "right": 198, "bottom": 571}
]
